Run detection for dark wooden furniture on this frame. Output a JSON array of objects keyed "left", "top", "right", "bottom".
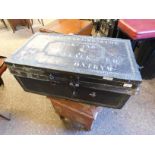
[
  {"left": 0, "top": 56, "right": 7, "bottom": 86},
  {"left": 39, "top": 19, "right": 93, "bottom": 35},
  {"left": 0, "top": 56, "right": 11, "bottom": 120},
  {"left": 7, "top": 19, "right": 34, "bottom": 33},
  {"left": 49, "top": 97, "right": 102, "bottom": 130}
]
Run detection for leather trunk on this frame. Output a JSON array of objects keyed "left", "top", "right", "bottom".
[{"left": 5, "top": 33, "right": 142, "bottom": 108}]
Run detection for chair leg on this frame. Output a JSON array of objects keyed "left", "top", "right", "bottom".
[
  {"left": 41, "top": 19, "right": 44, "bottom": 26},
  {"left": 7, "top": 20, "right": 16, "bottom": 33},
  {"left": 25, "top": 19, "right": 34, "bottom": 34},
  {"left": 132, "top": 40, "right": 138, "bottom": 51},
  {"left": 24, "top": 19, "right": 30, "bottom": 29},
  {"left": 38, "top": 19, "right": 44, "bottom": 26},
  {"left": 112, "top": 20, "right": 118, "bottom": 38},
  {"left": 31, "top": 19, "right": 33, "bottom": 25},
  {"left": 0, "top": 77, "right": 4, "bottom": 86},
  {"left": 38, "top": 19, "right": 41, "bottom": 24},
  {"left": 116, "top": 28, "right": 120, "bottom": 38},
  {"left": 30, "top": 24, "right": 34, "bottom": 34},
  {"left": 1, "top": 19, "right": 8, "bottom": 28}
]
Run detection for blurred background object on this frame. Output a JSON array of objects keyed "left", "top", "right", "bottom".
[
  {"left": 0, "top": 19, "right": 8, "bottom": 29},
  {"left": 116, "top": 19, "right": 155, "bottom": 79},
  {"left": 40, "top": 19, "right": 92, "bottom": 35},
  {"left": 7, "top": 19, "right": 44, "bottom": 33},
  {"left": 91, "top": 19, "right": 118, "bottom": 37}
]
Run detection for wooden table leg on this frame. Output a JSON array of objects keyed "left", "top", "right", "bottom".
[{"left": 24, "top": 19, "right": 34, "bottom": 34}]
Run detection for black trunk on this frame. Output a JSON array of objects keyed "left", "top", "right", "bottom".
[{"left": 5, "top": 33, "right": 142, "bottom": 108}]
